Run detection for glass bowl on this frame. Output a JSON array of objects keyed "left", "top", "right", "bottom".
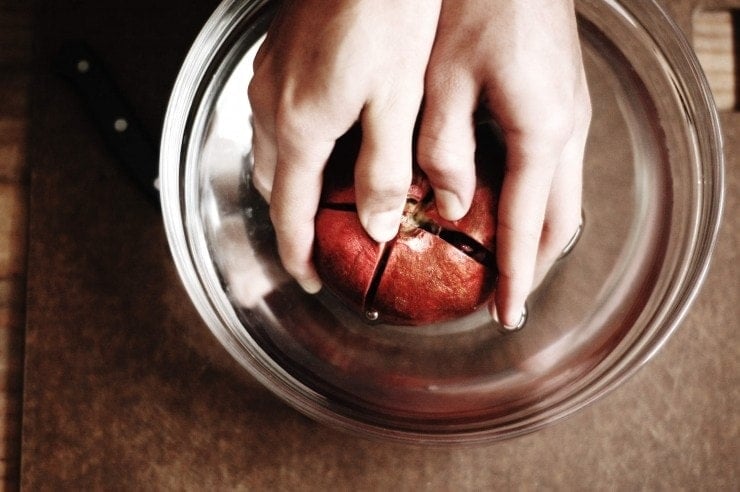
[{"left": 160, "top": 0, "right": 724, "bottom": 444}]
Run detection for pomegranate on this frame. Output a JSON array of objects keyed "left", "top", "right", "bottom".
[{"left": 314, "top": 122, "right": 504, "bottom": 325}]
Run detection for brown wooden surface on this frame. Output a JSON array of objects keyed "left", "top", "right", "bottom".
[
  {"left": 0, "top": 0, "right": 30, "bottom": 488},
  {"left": 694, "top": 10, "right": 736, "bottom": 109},
  {"left": 1, "top": 0, "right": 737, "bottom": 490}
]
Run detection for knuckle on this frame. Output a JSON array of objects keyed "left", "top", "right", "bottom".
[
  {"left": 416, "top": 133, "right": 471, "bottom": 179},
  {"left": 362, "top": 178, "right": 410, "bottom": 204},
  {"left": 374, "top": 80, "right": 421, "bottom": 116},
  {"left": 513, "top": 92, "right": 591, "bottom": 153},
  {"left": 537, "top": 106, "right": 577, "bottom": 145},
  {"left": 355, "top": 168, "right": 411, "bottom": 208},
  {"left": 498, "top": 215, "right": 542, "bottom": 247},
  {"left": 247, "top": 78, "right": 267, "bottom": 113},
  {"left": 426, "top": 61, "right": 467, "bottom": 95},
  {"left": 509, "top": 108, "right": 576, "bottom": 165},
  {"left": 355, "top": 157, "right": 411, "bottom": 198},
  {"left": 273, "top": 97, "right": 339, "bottom": 146},
  {"left": 274, "top": 108, "right": 311, "bottom": 143}
]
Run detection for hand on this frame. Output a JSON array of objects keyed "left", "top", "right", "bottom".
[
  {"left": 417, "top": 0, "right": 591, "bottom": 327},
  {"left": 248, "top": 0, "right": 441, "bottom": 293}
]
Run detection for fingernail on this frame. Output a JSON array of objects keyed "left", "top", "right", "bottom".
[
  {"left": 558, "top": 212, "right": 585, "bottom": 260},
  {"left": 435, "top": 189, "right": 466, "bottom": 220},
  {"left": 297, "top": 276, "right": 322, "bottom": 294},
  {"left": 491, "top": 304, "right": 528, "bottom": 333},
  {"left": 365, "top": 211, "right": 401, "bottom": 242},
  {"left": 501, "top": 306, "right": 528, "bottom": 332}
]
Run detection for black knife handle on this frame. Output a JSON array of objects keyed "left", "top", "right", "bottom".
[{"left": 55, "top": 41, "right": 160, "bottom": 204}]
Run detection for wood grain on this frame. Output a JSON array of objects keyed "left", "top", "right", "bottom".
[
  {"left": 0, "top": 120, "right": 26, "bottom": 183},
  {"left": 693, "top": 9, "right": 737, "bottom": 110},
  {"left": 0, "top": 0, "right": 734, "bottom": 490},
  {"left": 0, "top": 0, "right": 30, "bottom": 487}
]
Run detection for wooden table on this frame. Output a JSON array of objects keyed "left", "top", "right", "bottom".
[
  {"left": 0, "top": 1, "right": 31, "bottom": 486},
  {"left": 1, "top": 0, "right": 737, "bottom": 489}
]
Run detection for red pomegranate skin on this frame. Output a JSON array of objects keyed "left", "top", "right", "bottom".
[{"left": 314, "top": 123, "right": 504, "bottom": 326}]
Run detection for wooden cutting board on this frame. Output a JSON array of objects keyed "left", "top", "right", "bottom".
[{"left": 4, "top": 0, "right": 738, "bottom": 489}]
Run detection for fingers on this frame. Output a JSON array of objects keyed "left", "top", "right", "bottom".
[
  {"left": 269, "top": 127, "right": 337, "bottom": 294},
  {"left": 248, "top": 61, "right": 278, "bottom": 202},
  {"left": 531, "top": 127, "right": 586, "bottom": 289},
  {"left": 250, "top": 113, "right": 277, "bottom": 202},
  {"left": 246, "top": 0, "right": 443, "bottom": 296},
  {"left": 493, "top": 134, "right": 560, "bottom": 327},
  {"left": 354, "top": 98, "right": 418, "bottom": 243},
  {"left": 533, "top": 72, "right": 591, "bottom": 289},
  {"left": 493, "top": 77, "right": 591, "bottom": 326},
  {"left": 417, "top": 71, "right": 479, "bottom": 221}
]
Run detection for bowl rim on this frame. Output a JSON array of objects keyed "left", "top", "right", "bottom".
[{"left": 159, "top": 0, "right": 725, "bottom": 444}]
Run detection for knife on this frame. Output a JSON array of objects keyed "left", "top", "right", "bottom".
[{"left": 55, "top": 41, "right": 161, "bottom": 205}]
